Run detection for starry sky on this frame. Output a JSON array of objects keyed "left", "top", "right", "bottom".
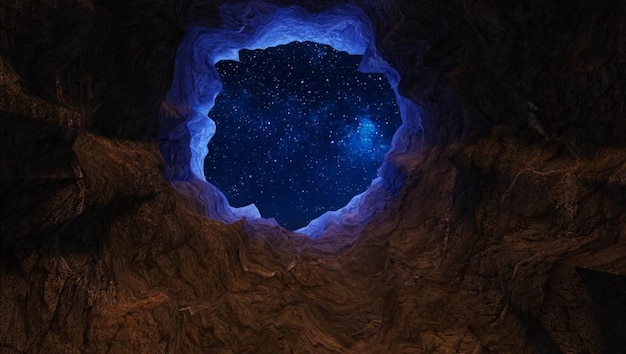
[{"left": 204, "top": 41, "right": 400, "bottom": 230}]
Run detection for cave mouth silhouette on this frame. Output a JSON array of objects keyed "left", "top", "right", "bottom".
[{"left": 161, "top": 2, "right": 423, "bottom": 238}]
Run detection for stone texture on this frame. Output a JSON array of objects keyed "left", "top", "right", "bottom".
[{"left": 1, "top": 0, "right": 625, "bottom": 353}]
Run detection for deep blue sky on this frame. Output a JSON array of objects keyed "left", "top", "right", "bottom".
[{"left": 204, "top": 41, "right": 400, "bottom": 230}]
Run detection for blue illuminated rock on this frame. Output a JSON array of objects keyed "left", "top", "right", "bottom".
[{"left": 163, "top": 3, "right": 423, "bottom": 237}]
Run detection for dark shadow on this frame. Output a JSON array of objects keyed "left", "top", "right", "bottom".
[
  {"left": 510, "top": 305, "right": 563, "bottom": 354},
  {"left": 450, "top": 161, "right": 486, "bottom": 220},
  {"left": 0, "top": 110, "right": 78, "bottom": 185},
  {"left": 577, "top": 268, "right": 626, "bottom": 352},
  {"left": 1, "top": 193, "right": 157, "bottom": 269},
  {"left": 1, "top": 177, "right": 79, "bottom": 251},
  {"left": 594, "top": 180, "right": 626, "bottom": 208}
]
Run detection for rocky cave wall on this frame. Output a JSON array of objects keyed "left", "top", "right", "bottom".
[{"left": 1, "top": 0, "right": 625, "bottom": 353}]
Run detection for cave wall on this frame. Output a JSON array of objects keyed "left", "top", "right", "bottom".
[{"left": 1, "top": 0, "right": 625, "bottom": 353}]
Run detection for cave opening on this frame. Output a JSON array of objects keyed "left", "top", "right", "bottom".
[
  {"left": 204, "top": 41, "right": 401, "bottom": 230},
  {"left": 162, "top": 3, "right": 423, "bottom": 238}
]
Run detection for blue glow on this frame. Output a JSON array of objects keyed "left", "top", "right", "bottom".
[
  {"left": 349, "top": 117, "right": 380, "bottom": 150},
  {"left": 162, "top": 3, "right": 424, "bottom": 238}
]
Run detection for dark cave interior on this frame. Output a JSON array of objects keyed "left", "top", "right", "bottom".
[{"left": 1, "top": 0, "right": 625, "bottom": 352}]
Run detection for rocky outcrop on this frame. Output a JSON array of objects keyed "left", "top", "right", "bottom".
[{"left": 1, "top": 0, "right": 624, "bottom": 352}]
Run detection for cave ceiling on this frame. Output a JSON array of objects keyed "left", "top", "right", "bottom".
[{"left": 1, "top": 0, "right": 625, "bottom": 352}]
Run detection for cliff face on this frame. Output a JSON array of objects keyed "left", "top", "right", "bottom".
[{"left": 1, "top": 0, "right": 625, "bottom": 353}]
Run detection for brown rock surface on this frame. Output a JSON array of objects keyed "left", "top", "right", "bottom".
[{"left": 1, "top": 0, "right": 625, "bottom": 353}]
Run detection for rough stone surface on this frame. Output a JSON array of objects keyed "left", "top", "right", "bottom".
[{"left": 1, "top": 0, "right": 625, "bottom": 353}]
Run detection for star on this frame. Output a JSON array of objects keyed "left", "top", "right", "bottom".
[{"left": 204, "top": 41, "right": 400, "bottom": 230}]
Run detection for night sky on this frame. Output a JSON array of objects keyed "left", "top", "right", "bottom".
[{"left": 204, "top": 41, "right": 400, "bottom": 230}]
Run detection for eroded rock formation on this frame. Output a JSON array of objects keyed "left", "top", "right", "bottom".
[{"left": 1, "top": 0, "right": 625, "bottom": 352}]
